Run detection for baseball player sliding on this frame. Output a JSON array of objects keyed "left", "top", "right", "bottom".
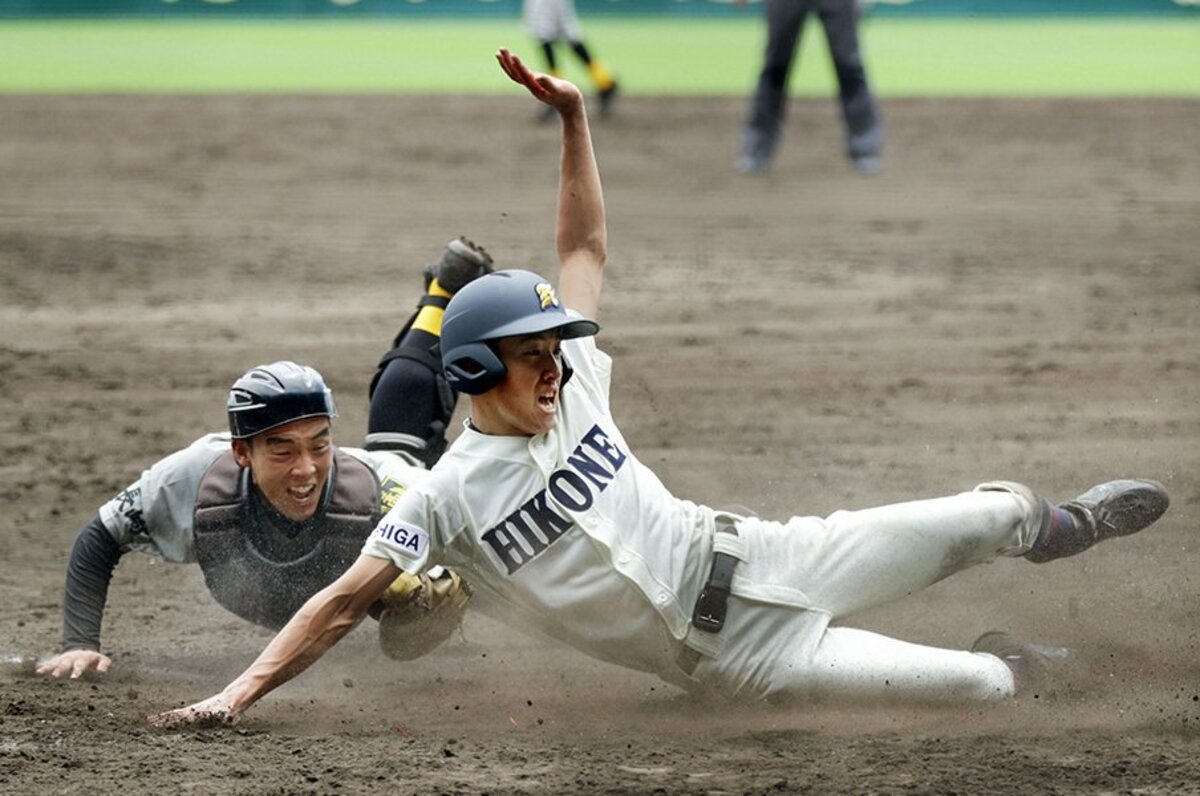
[
  {"left": 36, "top": 242, "right": 490, "bottom": 680},
  {"left": 150, "top": 50, "right": 1169, "bottom": 727}
]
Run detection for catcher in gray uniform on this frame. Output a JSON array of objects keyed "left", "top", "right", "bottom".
[{"left": 35, "top": 241, "right": 490, "bottom": 680}]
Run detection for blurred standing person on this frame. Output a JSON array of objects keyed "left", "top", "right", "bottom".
[
  {"left": 737, "top": 0, "right": 883, "bottom": 174},
  {"left": 523, "top": 0, "right": 619, "bottom": 120}
]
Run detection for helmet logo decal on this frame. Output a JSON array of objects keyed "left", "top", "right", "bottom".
[{"left": 535, "top": 282, "right": 559, "bottom": 311}]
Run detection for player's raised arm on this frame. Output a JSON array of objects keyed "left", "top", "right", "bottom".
[
  {"left": 148, "top": 554, "right": 399, "bottom": 728},
  {"left": 496, "top": 47, "right": 605, "bottom": 321}
]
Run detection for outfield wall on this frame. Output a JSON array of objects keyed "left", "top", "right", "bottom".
[{"left": 0, "top": 0, "right": 1196, "bottom": 18}]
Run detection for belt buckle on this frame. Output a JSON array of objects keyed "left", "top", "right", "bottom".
[
  {"left": 691, "top": 517, "right": 740, "bottom": 635},
  {"left": 692, "top": 584, "right": 729, "bottom": 633},
  {"left": 692, "top": 547, "right": 738, "bottom": 633}
]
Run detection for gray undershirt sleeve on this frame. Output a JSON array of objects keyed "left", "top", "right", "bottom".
[{"left": 61, "top": 516, "right": 124, "bottom": 652}]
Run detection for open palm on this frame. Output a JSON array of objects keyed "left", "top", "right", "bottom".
[{"left": 496, "top": 48, "right": 584, "bottom": 113}]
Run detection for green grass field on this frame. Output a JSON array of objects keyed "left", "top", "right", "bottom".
[{"left": 0, "top": 18, "right": 1197, "bottom": 95}]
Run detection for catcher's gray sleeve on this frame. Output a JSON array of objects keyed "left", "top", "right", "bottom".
[{"left": 61, "top": 516, "right": 124, "bottom": 652}]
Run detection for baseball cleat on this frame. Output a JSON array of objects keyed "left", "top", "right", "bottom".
[
  {"left": 852, "top": 154, "right": 882, "bottom": 175},
  {"left": 972, "top": 631, "right": 1075, "bottom": 697},
  {"left": 1063, "top": 479, "right": 1169, "bottom": 543},
  {"left": 737, "top": 128, "right": 776, "bottom": 175},
  {"left": 598, "top": 82, "right": 619, "bottom": 117},
  {"left": 736, "top": 154, "right": 770, "bottom": 175},
  {"left": 1027, "top": 479, "right": 1169, "bottom": 563}
]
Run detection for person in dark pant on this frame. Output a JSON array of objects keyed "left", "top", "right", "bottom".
[{"left": 738, "top": 0, "right": 883, "bottom": 175}]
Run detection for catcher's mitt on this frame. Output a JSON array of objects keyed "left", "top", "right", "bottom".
[{"left": 375, "top": 568, "right": 471, "bottom": 661}]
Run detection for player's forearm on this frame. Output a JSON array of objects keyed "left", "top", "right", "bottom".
[
  {"left": 148, "top": 556, "right": 401, "bottom": 727},
  {"left": 219, "top": 559, "right": 394, "bottom": 715},
  {"left": 61, "top": 516, "right": 123, "bottom": 652},
  {"left": 221, "top": 598, "right": 361, "bottom": 712},
  {"left": 556, "top": 103, "right": 606, "bottom": 312}
]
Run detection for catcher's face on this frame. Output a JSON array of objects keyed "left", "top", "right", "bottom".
[
  {"left": 232, "top": 416, "right": 334, "bottom": 521},
  {"left": 472, "top": 331, "right": 562, "bottom": 436}
]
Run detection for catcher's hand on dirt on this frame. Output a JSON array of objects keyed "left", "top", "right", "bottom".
[
  {"left": 496, "top": 47, "right": 584, "bottom": 115},
  {"left": 376, "top": 568, "right": 471, "bottom": 661},
  {"left": 35, "top": 649, "right": 112, "bottom": 680},
  {"left": 148, "top": 693, "right": 240, "bottom": 729}
]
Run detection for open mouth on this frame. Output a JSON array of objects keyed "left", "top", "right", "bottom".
[{"left": 288, "top": 484, "right": 317, "bottom": 503}]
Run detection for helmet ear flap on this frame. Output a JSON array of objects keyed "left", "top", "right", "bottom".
[{"left": 443, "top": 341, "right": 506, "bottom": 396}]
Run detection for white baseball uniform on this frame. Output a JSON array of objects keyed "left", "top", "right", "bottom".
[
  {"left": 363, "top": 321, "right": 1040, "bottom": 703},
  {"left": 522, "top": 0, "right": 585, "bottom": 43}
]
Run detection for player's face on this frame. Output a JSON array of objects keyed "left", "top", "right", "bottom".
[
  {"left": 474, "top": 331, "right": 563, "bottom": 436},
  {"left": 232, "top": 416, "right": 334, "bottom": 521}
]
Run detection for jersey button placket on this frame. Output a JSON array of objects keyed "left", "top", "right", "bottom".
[{"left": 529, "top": 436, "right": 556, "bottom": 476}]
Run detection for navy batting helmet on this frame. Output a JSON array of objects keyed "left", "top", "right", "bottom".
[
  {"left": 227, "top": 361, "right": 338, "bottom": 439},
  {"left": 440, "top": 269, "right": 599, "bottom": 395}
]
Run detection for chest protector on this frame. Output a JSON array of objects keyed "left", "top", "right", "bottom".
[{"left": 193, "top": 449, "right": 381, "bottom": 629}]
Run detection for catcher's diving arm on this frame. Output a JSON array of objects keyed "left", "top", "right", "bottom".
[
  {"left": 61, "top": 516, "right": 123, "bottom": 652},
  {"left": 35, "top": 517, "right": 124, "bottom": 679},
  {"left": 149, "top": 554, "right": 400, "bottom": 728}
]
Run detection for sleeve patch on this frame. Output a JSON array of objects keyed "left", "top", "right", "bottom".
[
  {"left": 371, "top": 520, "right": 428, "bottom": 560},
  {"left": 107, "top": 485, "right": 151, "bottom": 542},
  {"left": 378, "top": 476, "right": 408, "bottom": 514}
]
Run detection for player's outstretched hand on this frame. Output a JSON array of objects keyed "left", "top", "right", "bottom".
[
  {"left": 35, "top": 649, "right": 112, "bottom": 679},
  {"left": 496, "top": 48, "right": 584, "bottom": 116},
  {"left": 148, "top": 693, "right": 240, "bottom": 729}
]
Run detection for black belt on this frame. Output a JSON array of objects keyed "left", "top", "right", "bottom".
[
  {"left": 677, "top": 518, "right": 741, "bottom": 676},
  {"left": 691, "top": 517, "right": 740, "bottom": 634}
]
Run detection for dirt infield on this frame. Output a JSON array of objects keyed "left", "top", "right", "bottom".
[{"left": 1, "top": 93, "right": 1198, "bottom": 794}]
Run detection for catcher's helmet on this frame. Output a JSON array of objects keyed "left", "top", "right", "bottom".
[
  {"left": 227, "top": 361, "right": 338, "bottom": 439},
  {"left": 440, "top": 269, "right": 599, "bottom": 395}
]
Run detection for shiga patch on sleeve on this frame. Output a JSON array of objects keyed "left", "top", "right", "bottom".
[
  {"left": 373, "top": 520, "right": 428, "bottom": 559},
  {"left": 378, "top": 476, "right": 408, "bottom": 514}
]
